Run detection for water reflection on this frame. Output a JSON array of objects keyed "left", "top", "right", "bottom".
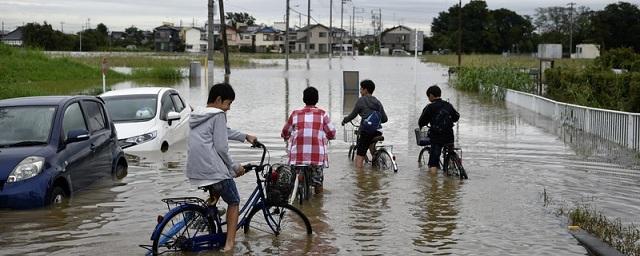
[
  {"left": 348, "top": 170, "right": 390, "bottom": 254},
  {"left": 412, "top": 172, "right": 460, "bottom": 253}
]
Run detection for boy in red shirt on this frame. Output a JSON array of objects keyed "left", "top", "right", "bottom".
[{"left": 281, "top": 87, "right": 336, "bottom": 194}]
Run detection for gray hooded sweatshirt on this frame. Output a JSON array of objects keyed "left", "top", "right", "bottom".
[{"left": 186, "top": 107, "right": 247, "bottom": 186}]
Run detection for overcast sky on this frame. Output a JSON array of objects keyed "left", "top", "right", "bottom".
[{"left": 0, "top": 0, "right": 618, "bottom": 34}]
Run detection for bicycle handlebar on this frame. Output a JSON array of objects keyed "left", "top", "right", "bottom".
[{"left": 242, "top": 139, "right": 267, "bottom": 173}]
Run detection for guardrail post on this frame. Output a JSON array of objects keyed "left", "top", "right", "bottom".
[
  {"left": 584, "top": 109, "right": 590, "bottom": 132},
  {"left": 629, "top": 114, "right": 637, "bottom": 150}
]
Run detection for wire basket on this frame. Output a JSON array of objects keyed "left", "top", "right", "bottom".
[
  {"left": 343, "top": 123, "right": 359, "bottom": 143},
  {"left": 414, "top": 128, "right": 430, "bottom": 146}
]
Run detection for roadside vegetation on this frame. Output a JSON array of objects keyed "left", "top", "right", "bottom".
[
  {"left": 424, "top": 54, "right": 591, "bottom": 69},
  {"left": 569, "top": 205, "right": 640, "bottom": 256},
  {"left": 545, "top": 48, "right": 640, "bottom": 112}
]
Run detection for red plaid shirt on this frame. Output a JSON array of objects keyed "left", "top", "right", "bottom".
[{"left": 281, "top": 106, "right": 336, "bottom": 167}]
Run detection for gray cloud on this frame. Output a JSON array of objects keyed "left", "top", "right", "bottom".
[{"left": 0, "top": 0, "right": 616, "bottom": 33}]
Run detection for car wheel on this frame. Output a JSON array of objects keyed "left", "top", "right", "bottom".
[
  {"left": 48, "top": 186, "right": 67, "bottom": 205},
  {"left": 115, "top": 162, "right": 128, "bottom": 180}
]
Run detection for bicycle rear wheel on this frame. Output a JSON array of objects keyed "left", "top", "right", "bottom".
[
  {"left": 452, "top": 154, "right": 468, "bottom": 180},
  {"left": 244, "top": 204, "right": 312, "bottom": 238},
  {"left": 418, "top": 147, "right": 430, "bottom": 167},
  {"left": 152, "top": 204, "right": 219, "bottom": 254},
  {"left": 374, "top": 149, "right": 396, "bottom": 172},
  {"left": 348, "top": 144, "right": 356, "bottom": 161}
]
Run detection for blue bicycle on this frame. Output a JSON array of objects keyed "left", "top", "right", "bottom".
[{"left": 142, "top": 141, "right": 312, "bottom": 255}]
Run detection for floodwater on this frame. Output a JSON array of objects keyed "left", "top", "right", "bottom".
[{"left": 2, "top": 56, "right": 640, "bottom": 255}]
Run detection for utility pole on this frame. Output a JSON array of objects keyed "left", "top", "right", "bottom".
[
  {"left": 352, "top": 5, "right": 355, "bottom": 53},
  {"left": 79, "top": 25, "right": 83, "bottom": 52},
  {"left": 285, "top": 0, "right": 290, "bottom": 71},
  {"left": 457, "top": 0, "right": 462, "bottom": 67},
  {"left": 306, "top": 0, "right": 310, "bottom": 70},
  {"left": 60, "top": 22, "right": 64, "bottom": 33},
  {"left": 218, "top": 0, "right": 230, "bottom": 83},
  {"left": 329, "top": 0, "right": 333, "bottom": 64},
  {"left": 567, "top": 2, "right": 576, "bottom": 57},
  {"left": 207, "top": 0, "right": 215, "bottom": 85},
  {"left": 378, "top": 8, "right": 382, "bottom": 55},
  {"left": 340, "top": 0, "right": 346, "bottom": 58}
]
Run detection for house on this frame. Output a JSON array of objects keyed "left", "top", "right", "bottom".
[
  {"left": 295, "top": 24, "right": 335, "bottom": 54},
  {"left": 381, "top": 25, "right": 423, "bottom": 54},
  {"left": 183, "top": 27, "right": 207, "bottom": 53},
  {"left": 154, "top": 24, "right": 181, "bottom": 52},
  {"left": 110, "top": 31, "right": 126, "bottom": 42},
  {"left": 573, "top": 44, "right": 600, "bottom": 59},
  {"left": 235, "top": 25, "right": 261, "bottom": 50},
  {"left": 254, "top": 26, "right": 283, "bottom": 53},
  {"left": 1, "top": 27, "right": 24, "bottom": 46}
]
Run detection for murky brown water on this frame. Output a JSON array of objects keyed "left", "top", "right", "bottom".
[{"left": 2, "top": 57, "right": 639, "bottom": 255}]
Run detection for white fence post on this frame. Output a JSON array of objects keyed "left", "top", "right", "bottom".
[{"left": 629, "top": 114, "right": 637, "bottom": 150}]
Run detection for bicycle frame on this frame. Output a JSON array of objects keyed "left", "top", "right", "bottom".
[
  {"left": 147, "top": 141, "right": 283, "bottom": 252},
  {"left": 347, "top": 121, "right": 399, "bottom": 172}
]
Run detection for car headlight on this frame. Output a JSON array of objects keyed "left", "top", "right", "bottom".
[
  {"left": 7, "top": 156, "right": 45, "bottom": 183},
  {"left": 125, "top": 131, "right": 157, "bottom": 145}
]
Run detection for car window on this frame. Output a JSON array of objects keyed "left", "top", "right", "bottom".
[
  {"left": 103, "top": 94, "right": 157, "bottom": 122},
  {"left": 0, "top": 106, "right": 56, "bottom": 146},
  {"left": 171, "top": 94, "right": 185, "bottom": 112},
  {"left": 160, "top": 93, "right": 175, "bottom": 120},
  {"left": 83, "top": 100, "right": 107, "bottom": 132},
  {"left": 62, "top": 102, "right": 88, "bottom": 140}
]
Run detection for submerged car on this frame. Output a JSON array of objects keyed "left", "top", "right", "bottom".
[
  {"left": 0, "top": 96, "right": 127, "bottom": 209},
  {"left": 100, "top": 87, "right": 190, "bottom": 152}
]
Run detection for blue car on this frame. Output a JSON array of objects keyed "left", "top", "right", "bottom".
[{"left": 0, "top": 96, "right": 128, "bottom": 209}]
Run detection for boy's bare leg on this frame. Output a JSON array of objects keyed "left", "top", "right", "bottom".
[
  {"left": 222, "top": 204, "right": 240, "bottom": 252},
  {"left": 429, "top": 166, "right": 438, "bottom": 174},
  {"left": 355, "top": 155, "right": 365, "bottom": 168}
]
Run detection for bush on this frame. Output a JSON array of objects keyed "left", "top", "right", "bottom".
[{"left": 454, "top": 66, "right": 535, "bottom": 99}]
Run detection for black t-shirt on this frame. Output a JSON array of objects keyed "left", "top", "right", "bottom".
[{"left": 418, "top": 99, "right": 460, "bottom": 144}]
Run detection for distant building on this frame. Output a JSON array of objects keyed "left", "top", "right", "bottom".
[
  {"left": 255, "top": 26, "right": 283, "bottom": 53},
  {"left": 573, "top": 44, "right": 600, "bottom": 59},
  {"left": 183, "top": 27, "right": 207, "bottom": 53},
  {"left": 381, "top": 25, "right": 423, "bottom": 54},
  {"left": 154, "top": 25, "right": 181, "bottom": 52},
  {"left": 110, "top": 31, "right": 126, "bottom": 41},
  {"left": 1, "top": 27, "right": 24, "bottom": 46},
  {"left": 296, "top": 24, "right": 339, "bottom": 54}
]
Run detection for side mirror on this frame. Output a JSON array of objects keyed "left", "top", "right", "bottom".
[
  {"left": 66, "top": 129, "right": 90, "bottom": 144},
  {"left": 167, "top": 111, "right": 180, "bottom": 126}
]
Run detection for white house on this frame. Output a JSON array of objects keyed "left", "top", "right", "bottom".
[
  {"left": 184, "top": 27, "right": 207, "bottom": 53},
  {"left": 254, "top": 26, "right": 283, "bottom": 53},
  {"left": 1, "top": 27, "right": 23, "bottom": 46},
  {"left": 573, "top": 44, "right": 600, "bottom": 59}
]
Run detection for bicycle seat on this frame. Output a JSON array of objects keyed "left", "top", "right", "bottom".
[{"left": 371, "top": 136, "right": 385, "bottom": 143}]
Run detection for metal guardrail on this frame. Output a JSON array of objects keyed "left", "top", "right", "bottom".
[{"left": 505, "top": 89, "right": 640, "bottom": 151}]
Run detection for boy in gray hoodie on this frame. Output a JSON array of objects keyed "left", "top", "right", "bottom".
[{"left": 186, "top": 83, "right": 257, "bottom": 252}]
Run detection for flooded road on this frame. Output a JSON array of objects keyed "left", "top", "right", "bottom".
[{"left": 2, "top": 57, "right": 639, "bottom": 255}]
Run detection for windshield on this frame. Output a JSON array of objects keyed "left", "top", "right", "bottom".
[
  {"left": 103, "top": 94, "right": 158, "bottom": 122},
  {"left": 0, "top": 106, "right": 56, "bottom": 147}
]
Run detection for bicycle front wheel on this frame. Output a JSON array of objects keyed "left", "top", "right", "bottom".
[
  {"left": 152, "top": 204, "right": 218, "bottom": 254},
  {"left": 451, "top": 154, "right": 468, "bottom": 180},
  {"left": 244, "top": 204, "right": 312, "bottom": 238},
  {"left": 374, "top": 149, "right": 396, "bottom": 172},
  {"left": 418, "top": 147, "right": 430, "bottom": 167}
]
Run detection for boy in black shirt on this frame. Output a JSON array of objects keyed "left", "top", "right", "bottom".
[{"left": 418, "top": 85, "right": 460, "bottom": 173}]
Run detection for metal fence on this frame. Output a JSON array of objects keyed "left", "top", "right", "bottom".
[{"left": 505, "top": 89, "right": 640, "bottom": 151}]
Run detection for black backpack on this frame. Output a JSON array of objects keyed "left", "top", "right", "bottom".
[{"left": 431, "top": 107, "right": 454, "bottom": 134}]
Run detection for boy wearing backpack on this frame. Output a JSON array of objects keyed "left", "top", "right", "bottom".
[
  {"left": 342, "top": 79, "right": 388, "bottom": 168},
  {"left": 418, "top": 85, "right": 460, "bottom": 173}
]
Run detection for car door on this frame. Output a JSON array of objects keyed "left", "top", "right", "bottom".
[
  {"left": 169, "top": 93, "right": 189, "bottom": 143},
  {"left": 59, "top": 101, "right": 93, "bottom": 191},
  {"left": 159, "top": 91, "right": 177, "bottom": 144},
  {"left": 81, "top": 99, "right": 112, "bottom": 183}
]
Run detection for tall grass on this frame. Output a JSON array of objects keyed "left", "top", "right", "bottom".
[
  {"left": 424, "top": 54, "right": 592, "bottom": 69},
  {"left": 131, "top": 67, "right": 183, "bottom": 80},
  {"left": 454, "top": 66, "right": 535, "bottom": 99},
  {"left": 570, "top": 205, "right": 640, "bottom": 256}
]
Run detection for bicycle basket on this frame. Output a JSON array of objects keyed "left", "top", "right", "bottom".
[
  {"left": 343, "top": 123, "right": 358, "bottom": 143},
  {"left": 265, "top": 164, "right": 295, "bottom": 205},
  {"left": 414, "top": 128, "right": 430, "bottom": 146}
]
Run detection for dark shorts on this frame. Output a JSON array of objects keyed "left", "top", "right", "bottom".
[
  {"left": 209, "top": 179, "right": 240, "bottom": 205},
  {"left": 428, "top": 143, "right": 444, "bottom": 168},
  {"left": 356, "top": 131, "right": 382, "bottom": 156}
]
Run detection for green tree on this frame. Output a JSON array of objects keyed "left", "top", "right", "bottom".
[
  {"left": 590, "top": 2, "right": 640, "bottom": 51},
  {"left": 22, "top": 22, "right": 76, "bottom": 50},
  {"left": 431, "top": 1, "right": 534, "bottom": 53},
  {"left": 224, "top": 12, "right": 256, "bottom": 28}
]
